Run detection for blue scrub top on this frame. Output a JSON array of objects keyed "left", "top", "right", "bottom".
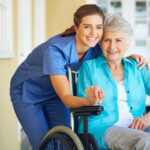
[{"left": 10, "top": 34, "right": 102, "bottom": 104}]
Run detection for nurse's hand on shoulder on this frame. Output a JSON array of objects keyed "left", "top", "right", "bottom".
[
  {"left": 126, "top": 54, "right": 150, "bottom": 70},
  {"left": 85, "top": 85, "right": 105, "bottom": 105}
]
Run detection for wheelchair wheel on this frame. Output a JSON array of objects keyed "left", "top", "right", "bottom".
[{"left": 39, "top": 126, "right": 84, "bottom": 150}]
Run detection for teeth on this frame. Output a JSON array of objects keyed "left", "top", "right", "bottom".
[{"left": 87, "top": 37, "right": 97, "bottom": 41}]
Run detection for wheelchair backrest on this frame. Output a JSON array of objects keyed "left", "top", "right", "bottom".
[{"left": 68, "top": 67, "right": 78, "bottom": 96}]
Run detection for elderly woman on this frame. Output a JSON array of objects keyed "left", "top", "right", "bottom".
[{"left": 77, "top": 14, "right": 150, "bottom": 150}]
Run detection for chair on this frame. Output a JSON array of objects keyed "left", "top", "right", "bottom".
[{"left": 39, "top": 67, "right": 103, "bottom": 150}]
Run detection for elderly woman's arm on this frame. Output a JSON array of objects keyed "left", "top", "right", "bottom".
[{"left": 129, "top": 65, "right": 150, "bottom": 131}]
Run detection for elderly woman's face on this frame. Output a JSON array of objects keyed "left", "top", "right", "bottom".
[{"left": 101, "top": 30, "right": 129, "bottom": 62}]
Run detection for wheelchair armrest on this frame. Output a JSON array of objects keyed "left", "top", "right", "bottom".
[{"left": 70, "top": 106, "right": 103, "bottom": 116}]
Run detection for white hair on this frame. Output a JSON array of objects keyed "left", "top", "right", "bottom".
[{"left": 103, "top": 14, "right": 133, "bottom": 44}]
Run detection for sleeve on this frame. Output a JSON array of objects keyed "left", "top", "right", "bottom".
[
  {"left": 140, "top": 66, "right": 150, "bottom": 95},
  {"left": 77, "top": 62, "right": 93, "bottom": 98},
  {"left": 43, "top": 45, "right": 67, "bottom": 75}
]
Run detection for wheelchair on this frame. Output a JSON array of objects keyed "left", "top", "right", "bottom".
[{"left": 39, "top": 67, "right": 104, "bottom": 150}]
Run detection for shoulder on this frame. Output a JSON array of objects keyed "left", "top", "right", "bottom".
[
  {"left": 81, "top": 56, "right": 98, "bottom": 71},
  {"left": 48, "top": 34, "right": 75, "bottom": 48},
  {"left": 125, "top": 58, "right": 149, "bottom": 70},
  {"left": 123, "top": 58, "right": 149, "bottom": 75},
  {"left": 127, "top": 58, "right": 138, "bottom": 65},
  {"left": 91, "top": 44, "right": 102, "bottom": 57},
  {"left": 84, "top": 54, "right": 105, "bottom": 66},
  {"left": 122, "top": 58, "right": 138, "bottom": 68},
  {"left": 45, "top": 35, "right": 76, "bottom": 57}
]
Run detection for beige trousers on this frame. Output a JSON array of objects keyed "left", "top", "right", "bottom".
[{"left": 103, "top": 126, "right": 150, "bottom": 150}]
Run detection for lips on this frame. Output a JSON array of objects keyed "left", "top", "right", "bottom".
[
  {"left": 107, "top": 51, "right": 118, "bottom": 54},
  {"left": 87, "top": 36, "right": 97, "bottom": 41}
]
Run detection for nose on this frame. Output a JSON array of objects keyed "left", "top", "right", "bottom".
[
  {"left": 109, "top": 41, "right": 115, "bottom": 50},
  {"left": 90, "top": 27, "right": 96, "bottom": 35}
]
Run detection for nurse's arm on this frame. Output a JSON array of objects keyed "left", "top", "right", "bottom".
[
  {"left": 50, "top": 75, "right": 94, "bottom": 108},
  {"left": 126, "top": 54, "right": 150, "bottom": 70}
]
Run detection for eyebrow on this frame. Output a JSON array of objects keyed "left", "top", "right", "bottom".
[
  {"left": 103, "top": 37, "right": 125, "bottom": 40},
  {"left": 82, "top": 24, "right": 103, "bottom": 26},
  {"left": 116, "top": 38, "right": 125, "bottom": 39}
]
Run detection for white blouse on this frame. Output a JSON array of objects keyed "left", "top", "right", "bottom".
[{"left": 114, "top": 80, "right": 134, "bottom": 127}]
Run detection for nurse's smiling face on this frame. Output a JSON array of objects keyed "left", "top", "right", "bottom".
[{"left": 75, "top": 14, "right": 103, "bottom": 53}]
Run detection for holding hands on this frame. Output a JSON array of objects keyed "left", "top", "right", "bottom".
[{"left": 85, "top": 85, "right": 105, "bottom": 106}]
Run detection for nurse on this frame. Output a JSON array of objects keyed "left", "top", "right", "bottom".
[{"left": 10, "top": 4, "right": 148, "bottom": 150}]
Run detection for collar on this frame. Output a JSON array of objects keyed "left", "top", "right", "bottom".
[{"left": 96, "top": 54, "right": 134, "bottom": 66}]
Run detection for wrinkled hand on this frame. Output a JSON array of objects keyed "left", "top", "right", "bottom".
[
  {"left": 128, "top": 113, "right": 150, "bottom": 131},
  {"left": 85, "top": 85, "right": 105, "bottom": 105},
  {"left": 127, "top": 54, "right": 150, "bottom": 70}
]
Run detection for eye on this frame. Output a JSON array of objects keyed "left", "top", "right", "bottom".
[
  {"left": 97, "top": 25, "right": 103, "bottom": 30},
  {"left": 84, "top": 25, "right": 90, "bottom": 28},
  {"left": 116, "top": 39, "right": 122, "bottom": 42},
  {"left": 104, "top": 39, "right": 110, "bottom": 42}
]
